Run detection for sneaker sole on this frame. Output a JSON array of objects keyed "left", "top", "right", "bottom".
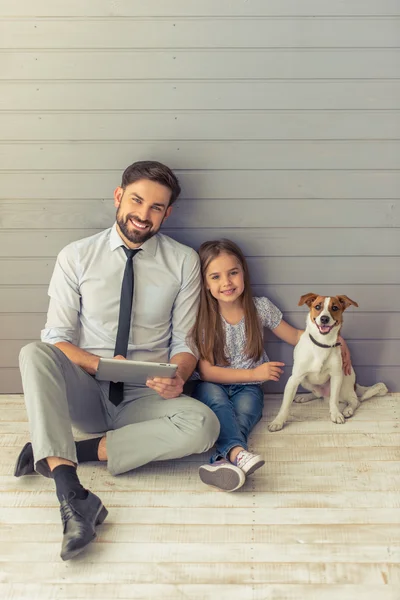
[
  {"left": 242, "top": 458, "right": 265, "bottom": 476},
  {"left": 198, "top": 464, "right": 245, "bottom": 492}
]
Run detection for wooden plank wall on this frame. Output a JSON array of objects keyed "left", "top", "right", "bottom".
[{"left": 0, "top": 0, "right": 399, "bottom": 392}]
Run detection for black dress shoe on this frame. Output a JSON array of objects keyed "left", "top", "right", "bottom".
[
  {"left": 14, "top": 442, "right": 35, "bottom": 477},
  {"left": 60, "top": 491, "right": 108, "bottom": 561}
]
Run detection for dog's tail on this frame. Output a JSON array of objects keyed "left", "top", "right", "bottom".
[{"left": 356, "top": 382, "right": 388, "bottom": 402}]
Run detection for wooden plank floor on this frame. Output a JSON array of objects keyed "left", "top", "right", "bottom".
[{"left": 0, "top": 393, "right": 399, "bottom": 600}]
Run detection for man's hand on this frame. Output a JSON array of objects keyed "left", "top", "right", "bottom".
[
  {"left": 338, "top": 336, "right": 352, "bottom": 376},
  {"left": 146, "top": 373, "right": 185, "bottom": 399}
]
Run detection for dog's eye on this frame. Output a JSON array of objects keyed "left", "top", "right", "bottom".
[
  {"left": 332, "top": 306, "right": 338, "bottom": 311},
  {"left": 315, "top": 304, "right": 321, "bottom": 310}
]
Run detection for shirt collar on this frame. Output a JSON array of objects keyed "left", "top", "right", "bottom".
[{"left": 109, "top": 223, "right": 158, "bottom": 257}]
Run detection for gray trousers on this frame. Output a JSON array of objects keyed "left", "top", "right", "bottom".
[{"left": 19, "top": 342, "right": 220, "bottom": 477}]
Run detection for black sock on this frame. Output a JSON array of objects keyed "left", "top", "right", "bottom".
[
  {"left": 52, "top": 464, "right": 88, "bottom": 502},
  {"left": 75, "top": 437, "right": 103, "bottom": 463}
]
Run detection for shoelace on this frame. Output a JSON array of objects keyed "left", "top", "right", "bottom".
[
  {"left": 235, "top": 451, "right": 251, "bottom": 469},
  {"left": 60, "top": 500, "right": 75, "bottom": 524}
]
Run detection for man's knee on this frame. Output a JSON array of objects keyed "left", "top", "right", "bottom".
[
  {"left": 19, "top": 341, "right": 66, "bottom": 380},
  {"left": 183, "top": 401, "right": 220, "bottom": 453},
  {"left": 19, "top": 341, "right": 57, "bottom": 366}
]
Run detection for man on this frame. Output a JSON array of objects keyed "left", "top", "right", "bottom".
[{"left": 14, "top": 160, "right": 220, "bottom": 561}]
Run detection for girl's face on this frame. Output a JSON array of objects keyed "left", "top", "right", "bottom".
[{"left": 205, "top": 252, "right": 245, "bottom": 306}]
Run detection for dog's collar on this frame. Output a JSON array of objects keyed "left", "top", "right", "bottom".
[{"left": 309, "top": 334, "right": 341, "bottom": 349}]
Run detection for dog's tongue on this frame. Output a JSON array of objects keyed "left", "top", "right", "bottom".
[{"left": 320, "top": 325, "right": 331, "bottom": 333}]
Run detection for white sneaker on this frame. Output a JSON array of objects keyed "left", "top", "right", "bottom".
[
  {"left": 234, "top": 450, "right": 265, "bottom": 475},
  {"left": 198, "top": 459, "right": 246, "bottom": 492}
]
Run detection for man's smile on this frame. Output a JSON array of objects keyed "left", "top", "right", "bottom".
[{"left": 129, "top": 217, "right": 151, "bottom": 231}]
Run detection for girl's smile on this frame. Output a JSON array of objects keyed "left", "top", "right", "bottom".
[{"left": 206, "top": 252, "right": 245, "bottom": 305}]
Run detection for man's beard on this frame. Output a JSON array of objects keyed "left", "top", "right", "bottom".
[{"left": 116, "top": 210, "right": 160, "bottom": 245}]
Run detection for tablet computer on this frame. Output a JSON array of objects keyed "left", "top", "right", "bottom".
[{"left": 95, "top": 358, "right": 178, "bottom": 385}]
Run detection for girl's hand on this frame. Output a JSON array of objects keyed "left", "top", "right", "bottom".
[
  {"left": 252, "top": 361, "right": 285, "bottom": 382},
  {"left": 338, "top": 336, "right": 352, "bottom": 376}
]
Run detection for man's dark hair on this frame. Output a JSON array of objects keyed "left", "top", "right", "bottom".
[{"left": 121, "top": 160, "right": 181, "bottom": 206}]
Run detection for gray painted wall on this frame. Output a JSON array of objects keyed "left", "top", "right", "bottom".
[{"left": 0, "top": 1, "right": 399, "bottom": 393}]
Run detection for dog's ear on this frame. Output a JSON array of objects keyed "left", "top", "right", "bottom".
[
  {"left": 298, "top": 293, "right": 318, "bottom": 307},
  {"left": 337, "top": 295, "right": 359, "bottom": 310}
]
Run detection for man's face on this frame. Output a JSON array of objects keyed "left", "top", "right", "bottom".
[{"left": 114, "top": 179, "right": 172, "bottom": 247}]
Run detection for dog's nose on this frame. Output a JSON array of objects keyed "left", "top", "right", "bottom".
[{"left": 320, "top": 315, "right": 330, "bottom": 324}]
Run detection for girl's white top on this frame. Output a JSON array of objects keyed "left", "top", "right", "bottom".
[{"left": 193, "top": 296, "right": 282, "bottom": 385}]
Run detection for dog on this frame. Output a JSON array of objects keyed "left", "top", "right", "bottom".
[{"left": 268, "top": 293, "right": 388, "bottom": 431}]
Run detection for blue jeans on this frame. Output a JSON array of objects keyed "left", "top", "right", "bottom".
[{"left": 193, "top": 382, "right": 264, "bottom": 463}]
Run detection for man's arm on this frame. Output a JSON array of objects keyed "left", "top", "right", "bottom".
[
  {"left": 169, "top": 249, "right": 201, "bottom": 359},
  {"left": 41, "top": 245, "right": 102, "bottom": 374},
  {"left": 54, "top": 341, "right": 101, "bottom": 375},
  {"left": 170, "top": 352, "right": 197, "bottom": 383},
  {"left": 146, "top": 249, "right": 201, "bottom": 399}
]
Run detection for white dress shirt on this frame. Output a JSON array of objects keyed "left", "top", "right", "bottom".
[{"left": 41, "top": 224, "right": 201, "bottom": 362}]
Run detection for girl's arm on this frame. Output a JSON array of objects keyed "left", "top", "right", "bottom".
[
  {"left": 198, "top": 358, "right": 284, "bottom": 384},
  {"left": 272, "top": 319, "right": 303, "bottom": 346}
]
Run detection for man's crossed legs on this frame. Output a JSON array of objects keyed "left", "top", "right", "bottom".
[{"left": 15, "top": 342, "right": 219, "bottom": 560}]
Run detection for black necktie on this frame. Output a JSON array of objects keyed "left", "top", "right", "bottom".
[{"left": 109, "top": 247, "right": 141, "bottom": 406}]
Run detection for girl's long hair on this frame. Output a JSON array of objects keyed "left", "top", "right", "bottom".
[{"left": 191, "top": 239, "right": 264, "bottom": 365}]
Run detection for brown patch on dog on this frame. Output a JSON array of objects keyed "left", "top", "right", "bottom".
[
  {"left": 299, "top": 294, "right": 327, "bottom": 325},
  {"left": 336, "top": 295, "right": 359, "bottom": 310},
  {"left": 327, "top": 295, "right": 359, "bottom": 326},
  {"left": 298, "top": 293, "right": 319, "bottom": 307},
  {"left": 327, "top": 297, "right": 345, "bottom": 326}
]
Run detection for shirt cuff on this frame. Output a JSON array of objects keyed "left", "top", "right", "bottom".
[
  {"left": 169, "top": 343, "right": 198, "bottom": 360},
  {"left": 41, "top": 328, "right": 76, "bottom": 345}
]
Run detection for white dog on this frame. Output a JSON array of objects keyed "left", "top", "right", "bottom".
[{"left": 268, "top": 293, "right": 388, "bottom": 431}]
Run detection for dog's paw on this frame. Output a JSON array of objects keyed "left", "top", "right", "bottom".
[
  {"left": 342, "top": 406, "right": 354, "bottom": 418},
  {"left": 268, "top": 420, "right": 284, "bottom": 432},
  {"left": 330, "top": 411, "right": 345, "bottom": 424},
  {"left": 375, "top": 382, "right": 389, "bottom": 396},
  {"left": 294, "top": 393, "right": 314, "bottom": 403}
]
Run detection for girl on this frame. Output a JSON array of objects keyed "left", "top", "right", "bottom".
[{"left": 191, "top": 239, "right": 350, "bottom": 492}]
